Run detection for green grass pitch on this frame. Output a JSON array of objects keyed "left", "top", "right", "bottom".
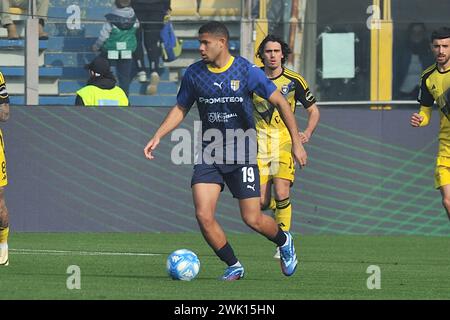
[{"left": 0, "top": 233, "right": 449, "bottom": 300}]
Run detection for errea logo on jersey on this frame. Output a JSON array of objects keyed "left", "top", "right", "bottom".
[
  {"left": 0, "top": 87, "right": 7, "bottom": 98},
  {"left": 306, "top": 90, "right": 314, "bottom": 102}
]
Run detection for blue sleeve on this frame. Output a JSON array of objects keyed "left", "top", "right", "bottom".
[
  {"left": 247, "top": 64, "right": 277, "bottom": 99},
  {"left": 176, "top": 68, "right": 196, "bottom": 110}
]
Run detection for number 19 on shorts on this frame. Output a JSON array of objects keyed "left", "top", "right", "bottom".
[{"left": 241, "top": 166, "right": 255, "bottom": 183}]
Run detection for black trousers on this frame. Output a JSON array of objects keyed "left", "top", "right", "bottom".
[{"left": 132, "top": 5, "right": 165, "bottom": 75}]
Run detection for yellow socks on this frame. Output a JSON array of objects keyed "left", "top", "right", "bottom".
[
  {"left": 0, "top": 226, "right": 9, "bottom": 244},
  {"left": 268, "top": 197, "right": 276, "bottom": 211},
  {"left": 275, "top": 198, "right": 291, "bottom": 231}
]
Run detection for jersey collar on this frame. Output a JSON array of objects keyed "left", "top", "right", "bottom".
[
  {"left": 437, "top": 63, "right": 450, "bottom": 74},
  {"left": 265, "top": 67, "right": 284, "bottom": 81},
  {"left": 207, "top": 56, "right": 235, "bottom": 73}
]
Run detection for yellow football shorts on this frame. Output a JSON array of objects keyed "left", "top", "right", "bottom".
[
  {"left": 434, "top": 156, "right": 450, "bottom": 189},
  {"left": 435, "top": 166, "right": 450, "bottom": 189},
  {"left": 258, "top": 149, "right": 295, "bottom": 186},
  {"left": 0, "top": 130, "right": 7, "bottom": 187}
]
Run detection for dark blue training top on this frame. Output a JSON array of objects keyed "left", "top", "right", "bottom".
[{"left": 177, "top": 56, "right": 277, "bottom": 164}]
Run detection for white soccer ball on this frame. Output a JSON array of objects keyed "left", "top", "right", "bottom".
[{"left": 166, "top": 249, "right": 200, "bottom": 281}]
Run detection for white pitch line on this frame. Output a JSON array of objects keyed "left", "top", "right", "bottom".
[{"left": 10, "top": 248, "right": 161, "bottom": 257}]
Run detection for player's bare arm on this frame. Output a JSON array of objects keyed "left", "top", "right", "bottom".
[
  {"left": 0, "top": 103, "right": 9, "bottom": 122},
  {"left": 268, "top": 90, "right": 307, "bottom": 167},
  {"left": 144, "top": 104, "right": 187, "bottom": 160},
  {"left": 299, "top": 103, "right": 320, "bottom": 143}
]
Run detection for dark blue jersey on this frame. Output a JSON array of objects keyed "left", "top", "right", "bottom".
[{"left": 177, "top": 56, "right": 277, "bottom": 164}]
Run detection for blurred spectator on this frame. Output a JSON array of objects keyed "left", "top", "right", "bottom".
[
  {"left": 394, "top": 22, "right": 435, "bottom": 100},
  {"left": 75, "top": 56, "right": 129, "bottom": 107},
  {"left": 131, "top": 0, "right": 171, "bottom": 95},
  {"left": 92, "top": 0, "right": 139, "bottom": 96},
  {"left": 0, "top": 0, "right": 49, "bottom": 40}
]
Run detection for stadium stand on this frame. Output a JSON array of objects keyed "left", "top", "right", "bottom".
[
  {"left": 0, "top": 0, "right": 241, "bottom": 106},
  {"left": 6, "top": 6, "right": 25, "bottom": 19},
  {"left": 171, "top": 0, "right": 199, "bottom": 17},
  {"left": 0, "top": 6, "right": 26, "bottom": 38},
  {"left": 198, "top": 0, "right": 241, "bottom": 17}
]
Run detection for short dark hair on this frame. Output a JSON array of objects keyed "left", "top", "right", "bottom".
[
  {"left": 431, "top": 27, "right": 450, "bottom": 42},
  {"left": 256, "top": 34, "right": 292, "bottom": 65},
  {"left": 198, "top": 21, "right": 229, "bottom": 41}
]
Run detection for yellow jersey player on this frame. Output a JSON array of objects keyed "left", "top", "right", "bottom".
[
  {"left": 410, "top": 26, "right": 450, "bottom": 221},
  {"left": 254, "top": 35, "right": 320, "bottom": 258},
  {"left": 0, "top": 70, "right": 10, "bottom": 266}
]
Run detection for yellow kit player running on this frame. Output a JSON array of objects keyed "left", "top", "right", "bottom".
[
  {"left": 0, "top": 71, "right": 10, "bottom": 266},
  {"left": 253, "top": 35, "right": 320, "bottom": 258},
  {"left": 410, "top": 27, "right": 450, "bottom": 221}
]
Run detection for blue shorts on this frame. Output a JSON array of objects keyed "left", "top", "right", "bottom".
[{"left": 191, "top": 164, "right": 261, "bottom": 199}]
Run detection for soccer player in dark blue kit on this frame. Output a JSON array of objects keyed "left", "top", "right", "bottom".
[{"left": 144, "top": 21, "right": 307, "bottom": 280}]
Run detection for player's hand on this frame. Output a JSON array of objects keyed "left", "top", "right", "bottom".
[
  {"left": 299, "top": 131, "right": 311, "bottom": 144},
  {"left": 144, "top": 137, "right": 160, "bottom": 160},
  {"left": 292, "top": 143, "right": 307, "bottom": 168},
  {"left": 410, "top": 113, "right": 423, "bottom": 127}
]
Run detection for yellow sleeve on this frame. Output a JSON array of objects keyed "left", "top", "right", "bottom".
[{"left": 419, "top": 106, "right": 432, "bottom": 127}]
